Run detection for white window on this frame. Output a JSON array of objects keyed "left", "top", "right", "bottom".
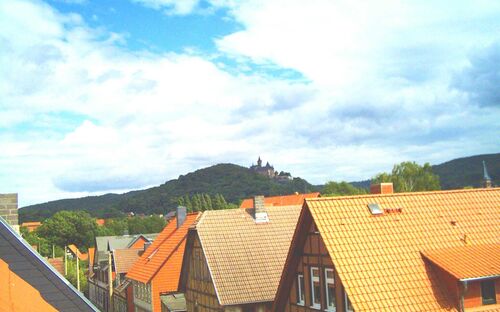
[
  {"left": 344, "top": 290, "right": 354, "bottom": 312},
  {"left": 310, "top": 267, "right": 321, "bottom": 309},
  {"left": 297, "top": 274, "right": 305, "bottom": 305},
  {"left": 325, "top": 268, "right": 336, "bottom": 311}
]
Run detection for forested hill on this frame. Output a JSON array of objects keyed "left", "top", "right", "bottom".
[
  {"left": 20, "top": 164, "right": 320, "bottom": 222},
  {"left": 432, "top": 153, "right": 499, "bottom": 189}
]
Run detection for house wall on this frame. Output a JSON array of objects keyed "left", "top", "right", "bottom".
[
  {"left": 185, "top": 235, "right": 223, "bottom": 311},
  {"left": 283, "top": 221, "right": 350, "bottom": 312},
  {"left": 464, "top": 278, "right": 500, "bottom": 309}
]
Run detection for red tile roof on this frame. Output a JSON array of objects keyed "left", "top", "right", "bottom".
[
  {"left": 47, "top": 257, "right": 64, "bottom": 275},
  {"left": 88, "top": 247, "right": 95, "bottom": 266},
  {"left": 0, "top": 259, "right": 58, "bottom": 311},
  {"left": 239, "top": 192, "right": 320, "bottom": 208},
  {"left": 422, "top": 244, "right": 500, "bottom": 280},
  {"left": 96, "top": 219, "right": 106, "bottom": 226},
  {"left": 277, "top": 187, "right": 500, "bottom": 312},
  {"left": 126, "top": 213, "right": 200, "bottom": 289}
]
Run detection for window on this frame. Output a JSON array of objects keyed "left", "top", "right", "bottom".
[
  {"left": 297, "top": 274, "right": 305, "bottom": 305},
  {"left": 311, "top": 267, "right": 321, "bottom": 309},
  {"left": 481, "top": 280, "right": 497, "bottom": 305},
  {"left": 344, "top": 291, "right": 354, "bottom": 312},
  {"left": 325, "top": 269, "right": 336, "bottom": 311}
]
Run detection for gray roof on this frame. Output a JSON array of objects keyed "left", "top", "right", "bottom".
[
  {"left": 161, "top": 293, "right": 186, "bottom": 312},
  {"left": 0, "top": 216, "right": 99, "bottom": 311},
  {"left": 95, "top": 233, "right": 158, "bottom": 263}
]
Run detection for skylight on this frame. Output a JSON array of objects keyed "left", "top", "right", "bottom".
[{"left": 368, "top": 203, "right": 383, "bottom": 215}]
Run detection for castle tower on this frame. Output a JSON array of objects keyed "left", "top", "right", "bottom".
[
  {"left": 257, "top": 156, "right": 262, "bottom": 167},
  {"left": 483, "top": 160, "right": 492, "bottom": 188}
]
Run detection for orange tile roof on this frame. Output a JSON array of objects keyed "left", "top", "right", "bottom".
[
  {"left": 0, "top": 259, "right": 57, "bottom": 311},
  {"left": 113, "top": 248, "right": 142, "bottom": 274},
  {"left": 126, "top": 213, "right": 200, "bottom": 289},
  {"left": 300, "top": 188, "right": 500, "bottom": 312},
  {"left": 47, "top": 257, "right": 64, "bottom": 275},
  {"left": 239, "top": 192, "right": 320, "bottom": 208},
  {"left": 67, "top": 244, "right": 88, "bottom": 261},
  {"left": 96, "top": 219, "right": 106, "bottom": 226},
  {"left": 21, "top": 221, "right": 41, "bottom": 227},
  {"left": 196, "top": 205, "right": 302, "bottom": 305},
  {"left": 422, "top": 244, "right": 500, "bottom": 280}
]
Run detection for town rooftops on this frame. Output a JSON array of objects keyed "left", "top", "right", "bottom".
[
  {"left": 94, "top": 233, "right": 158, "bottom": 263},
  {"left": 276, "top": 187, "right": 500, "bottom": 311},
  {"left": 67, "top": 244, "right": 88, "bottom": 261},
  {"left": 127, "top": 213, "right": 200, "bottom": 293},
  {"left": 239, "top": 192, "right": 320, "bottom": 208},
  {"left": 0, "top": 215, "right": 98, "bottom": 311},
  {"left": 186, "top": 204, "right": 302, "bottom": 306}
]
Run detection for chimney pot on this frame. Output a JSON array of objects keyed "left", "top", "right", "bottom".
[{"left": 370, "top": 183, "right": 394, "bottom": 195}]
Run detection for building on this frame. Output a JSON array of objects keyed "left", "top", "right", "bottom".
[
  {"left": 0, "top": 193, "right": 19, "bottom": 232},
  {"left": 179, "top": 196, "right": 303, "bottom": 311},
  {"left": 250, "top": 157, "right": 292, "bottom": 181},
  {"left": 240, "top": 193, "right": 320, "bottom": 209},
  {"left": 127, "top": 207, "right": 200, "bottom": 312},
  {"left": 0, "top": 213, "right": 99, "bottom": 311},
  {"left": 273, "top": 185, "right": 500, "bottom": 312},
  {"left": 88, "top": 233, "right": 158, "bottom": 311},
  {"left": 21, "top": 221, "right": 42, "bottom": 232}
]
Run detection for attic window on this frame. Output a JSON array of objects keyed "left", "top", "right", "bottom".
[{"left": 368, "top": 203, "right": 383, "bottom": 215}]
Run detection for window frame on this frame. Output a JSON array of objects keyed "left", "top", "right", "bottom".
[
  {"left": 310, "top": 266, "right": 321, "bottom": 309},
  {"left": 297, "top": 273, "right": 305, "bottom": 306},
  {"left": 325, "top": 268, "right": 336, "bottom": 311},
  {"left": 481, "top": 280, "right": 497, "bottom": 305},
  {"left": 344, "top": 290, "right": 354, "bottom": 312}
]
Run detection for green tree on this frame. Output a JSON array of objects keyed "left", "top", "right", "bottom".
[
  {"left": 323, "top": 181, "right": 367, "bottom": 196},
  {"left": 372, "top": 161, "right": 441, "bottom": 192},
  {"left": 204, "top": 194, "right": 212, "bottom": 210},
  {"left": 37, "top": 211, "right": 98, "bottom": 249}
]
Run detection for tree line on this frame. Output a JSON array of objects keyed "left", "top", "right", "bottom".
[{"left": 177, "top": 193, "right": 236, "bottom": 212}]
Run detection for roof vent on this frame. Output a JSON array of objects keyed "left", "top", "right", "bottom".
[
  {"left": 253, "top": 195, "right": 269, "bottom": 223},
  {"left": 368, "top": 203, "right": 383, "bottom": 215}
]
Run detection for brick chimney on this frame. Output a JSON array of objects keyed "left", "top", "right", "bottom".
[
  {"left": 370, "top": 183, "right": 394, "bottom": 195},
  {"left": 253, "top": 195, "right": 269, "bottom": 223},
  {"left": 176, "top": 206, "right": 187, "bottom": 228},
  {"left": 0, "top": 193, "right": 19, "bottom": 232}
]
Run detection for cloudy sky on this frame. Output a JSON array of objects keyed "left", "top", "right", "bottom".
[{"left": 1, "top": 0, "right": 499, "bottom": 207}]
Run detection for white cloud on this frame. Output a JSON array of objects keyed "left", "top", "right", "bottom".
[
  {"left": 1, "top": 0, "right": 499, "bottom": 207},
  {"left": 130, "top": 0, "right": 199, "bottom": 15}
]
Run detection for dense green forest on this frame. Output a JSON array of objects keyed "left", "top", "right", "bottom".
[
  {"left": 19, "top": 153, "right": 499, "bottom": 222},
  {"left": 20, "top": 164, "right": 321, "bottom": 222}
]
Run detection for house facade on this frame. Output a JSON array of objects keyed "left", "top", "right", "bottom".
[
  {"left": 274, "top": 185, "right": 500, "bottom": 312},
  {"left": 179, "top": 196, "right": 304, "bottom": 312},
  {"left": 126, "top": 207, "right": 200, "bottom": 312}
]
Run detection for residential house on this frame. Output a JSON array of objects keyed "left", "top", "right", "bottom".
[
  {"left": 179, "top": 196, "right": 303, "bottom": 311},
  {"left": 127, "top": 207, "right": 200, "bottom": 312},
  {"left": 240, "top": 192, "right": 320, "bottom": 209},
  {"left": 68, "top": 244, "right": 89, "bottom": 261},
  {"left": 113, "top": 248, "right": 144, "bottom": 312},
  {"left": 21, "top": 221, "right": 42, "bottom": 232},
  {"left": 88, "top": 233, "right": 158, "bottom": 311},
  {"left": 0, "top": 214, "right": 99, "bottom": 311},
  {"left": 273, "top": 184, "right": 500, "bottom": 312}
]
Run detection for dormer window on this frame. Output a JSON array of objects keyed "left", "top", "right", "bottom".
[{"left": 481, "top": 280, "right": 497, "bottom": 305}]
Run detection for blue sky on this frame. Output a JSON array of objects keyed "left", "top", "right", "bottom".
[{"left": 0, "top": 0, "right": 499, "bottom": 207}]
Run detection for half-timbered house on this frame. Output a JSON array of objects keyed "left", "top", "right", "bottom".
[{"left": 274, "top": 184, "right": 500, "bottom": 312}]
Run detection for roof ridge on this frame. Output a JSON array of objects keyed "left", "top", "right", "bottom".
[{"left": 306, "top": 187, "right": 500, "bottom": 202}]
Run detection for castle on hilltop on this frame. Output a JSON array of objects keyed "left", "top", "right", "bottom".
[{"left": 250, "top": 157, "right": 292, "bottom": 182}]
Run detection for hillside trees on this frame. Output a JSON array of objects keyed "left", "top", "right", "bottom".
[
  {"left": 372, "top": 161, "right": 440, "bottom": 192},
  {"left": 177, "top": 193, "right": 233, "bottom": 212},
  {"left": 37, "top": 211, "right": 98, "bottom": 250},
  {"left": 322, "top": 181, "right": 367, "bottom": 196}
]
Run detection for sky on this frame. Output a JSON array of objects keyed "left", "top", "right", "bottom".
[{"left": 1, "top": 0, "right": 499, "bottom": 207}]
